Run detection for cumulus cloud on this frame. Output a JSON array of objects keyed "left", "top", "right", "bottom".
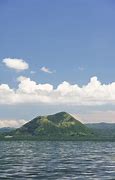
[
  {"left": 2, "top": 58, "right": 29, "bottom": 71},
  {"left": 40, "top": 66, "right": 54, "bottom": 74},
  {"left": 0, "top": 119, "right": 27, "bottom": 128},
  {"left": 0, "top": 76, "right": 115, "bottom": 105}
]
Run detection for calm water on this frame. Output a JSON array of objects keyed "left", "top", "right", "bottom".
[{"left": 0, "top": 141, "right": 115, "bottom": 179}]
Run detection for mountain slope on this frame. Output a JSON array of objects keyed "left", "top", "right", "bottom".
[
  {"left": 86, "top": 123, "right": 115, "bottom": 137},
  {"left": 12, "top": 112, "right": 92, "bottom": 139},
  {"left": 0, "top": 127, "right": 15, "bottom": 133}
]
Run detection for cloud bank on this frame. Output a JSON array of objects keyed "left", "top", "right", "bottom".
[
  {"left": 3, "top": 58, "right": 29, "bottom": 71},
  {"left": 0, "top": 76, "right": 115, "bottom": 106},
  {"left": 0, "top": 119, "right": 27, "bottom": 128},
  {"left": 80, "top": 111, "right": 115, "bottom": 123}
]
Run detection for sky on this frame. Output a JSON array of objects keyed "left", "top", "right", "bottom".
[{"left": 1, "top": 0, "right": 115, "bottom": 127}]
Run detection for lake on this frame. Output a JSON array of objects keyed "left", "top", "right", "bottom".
[{"left": 0, "top": 141, "right": 115, "bottom": 179}]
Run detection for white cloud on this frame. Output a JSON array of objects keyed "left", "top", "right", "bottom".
[
  {"left": 17, "top": 76, "right": 53, "bottom": 94},
  {"left": 0, "top": 119, "right": 27, "bottom": 128},
  {"left": 2, "top": 58, "right": 29, "bottom": 71},
  {"left": 0, "top": 76, "right": 115, "bottom": 106},
  {"left": 40, "top": 66, "right": 54, "bottom": 74}
]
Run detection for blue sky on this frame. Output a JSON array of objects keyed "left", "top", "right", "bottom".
[{"left": 0, "top": 0, "right": 115, "bottom": 126}]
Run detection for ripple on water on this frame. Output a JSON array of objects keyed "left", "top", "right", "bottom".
[{"left": 0, "top": 141, "right": 115, "bottom": 179}]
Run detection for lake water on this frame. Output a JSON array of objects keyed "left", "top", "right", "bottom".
[{"left": 0, "top": 141, "right": 115, "bottom": 179}]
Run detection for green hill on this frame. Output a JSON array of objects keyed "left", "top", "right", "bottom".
[
  {"left": 10, "top": 112, "right": 93, "bottom": 140},
  {"left": 86, "top": 123, "right": 115, "bottom": 138}
]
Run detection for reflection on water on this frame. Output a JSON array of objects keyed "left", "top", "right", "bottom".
[{"left": 0, "top": 141, "right": 115, "bottom": 179}]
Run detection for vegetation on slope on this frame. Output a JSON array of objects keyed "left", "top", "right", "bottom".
[{"left": 8, "top": 112, "right": 93, "bottom": 139}]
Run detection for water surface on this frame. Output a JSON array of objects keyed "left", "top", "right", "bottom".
[{"left": 0, "top": 141, "right": 115, "bottom": 179}]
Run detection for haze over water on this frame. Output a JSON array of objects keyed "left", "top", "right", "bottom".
[{"left": 0, "top": 141, "right": 115, "bottom": 179}]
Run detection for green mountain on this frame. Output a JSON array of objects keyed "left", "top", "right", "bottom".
[
  {"left": 0, "top": 127, "right": 15, "bottom": 133},
  {"left": 10, "top": 112, "right": 93, "bottom": 140},
  {"left": 1, "top": 113, "right": 115, "bottom": 141},
  {"left": 86, "top": 123, "right": 115, "bottom": 138}
]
